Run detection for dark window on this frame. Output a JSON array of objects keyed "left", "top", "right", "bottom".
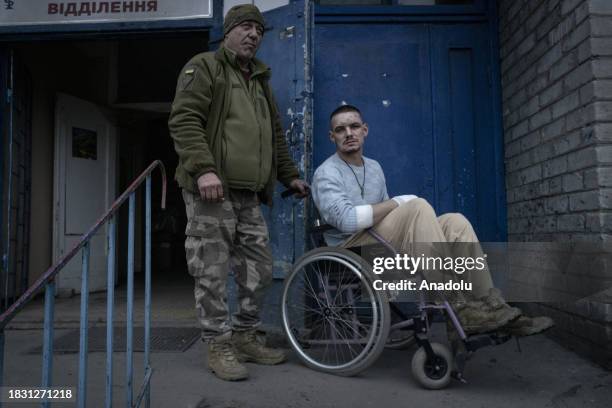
[{"left": 72, "top": 127, "right": 97, "bottom": 160}]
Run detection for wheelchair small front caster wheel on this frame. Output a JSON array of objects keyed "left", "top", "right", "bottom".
[{"left": 411, "top": 342, "right": 453, "bottom": 389}]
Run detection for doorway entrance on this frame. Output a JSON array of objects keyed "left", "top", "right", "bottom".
[
  {"left": 7, "top": 34, "right": 206, "bottom": 297},
  {"left": 53, "top": 93, "right": 117, "bottom": 294}
]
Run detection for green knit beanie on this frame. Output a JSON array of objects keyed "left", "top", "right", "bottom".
[{"left": 223, "top": 4, "right": 265, "bottom": 35}]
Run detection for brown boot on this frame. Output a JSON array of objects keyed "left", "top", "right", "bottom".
[
  {"left": 207, "top": 338, "right": 249, "bottom": 381},
  {"left": 482, "top": 288, "right": 514, "bottom": 311},
  {"left": 232, "top": 330, "right": 287, "bottom": 365},
  {"left": 455, "top": 299, "right": 521, "bottom": 334},
  {"left": 451, "top": 288, "right": 523, "bottom": 334}
]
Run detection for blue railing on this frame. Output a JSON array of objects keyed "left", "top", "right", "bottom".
[{"left": 0, "top": 160, "right": 166, "bottom": 408}]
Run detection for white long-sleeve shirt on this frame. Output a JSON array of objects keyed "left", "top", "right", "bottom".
[{"left": 312, "top": 153, "right": 389, "bottom": 246}]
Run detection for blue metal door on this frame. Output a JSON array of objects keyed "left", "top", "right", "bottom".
[
  {"left": 257, "top": 0, "right": 310, "bottom": 274},
  {"left": 226, "top": 0, "right": 312, "bottom": 326},
  {"left": 431, "top": 24, "right": 505, "bottom": 240},
  {"left": 314, "top": 24, "right": 435, "bottom": 201},
  {"left": 314, "top": 22, "right": 506, "bottom": 241}
]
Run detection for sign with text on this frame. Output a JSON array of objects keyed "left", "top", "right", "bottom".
[{"left": 0, "top": 0, "right": 212, "bottom": 26}]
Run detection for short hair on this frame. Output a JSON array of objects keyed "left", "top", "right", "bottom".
[{"left": 329, "top": 104, "right": 363, "bottom": 124}]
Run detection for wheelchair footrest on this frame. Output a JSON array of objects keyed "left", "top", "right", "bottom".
[{"left": 464, "top": 332, "right": 512, "bottom": 352}]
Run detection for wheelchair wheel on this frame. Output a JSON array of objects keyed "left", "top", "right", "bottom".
[
  {"left": 411, "top": 342, "right": 453, "bottom": 389},
  {"left": 282, "top": 247, "right": 390, "bottom": 376}
]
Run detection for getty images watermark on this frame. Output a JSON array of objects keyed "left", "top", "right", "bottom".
[{"left": 370, "top": 254, "right": 487, "bottom": 292}]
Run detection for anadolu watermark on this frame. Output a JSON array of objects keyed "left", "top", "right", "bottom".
[{"left": 370, "top": 253, "right": 487, "bottom": 293}]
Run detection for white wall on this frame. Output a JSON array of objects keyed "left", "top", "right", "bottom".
[{"left": 223, "top": 0, "right": 289, "bottom": 16}]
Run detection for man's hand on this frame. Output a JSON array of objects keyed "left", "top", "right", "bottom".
[
  {"left": 197, "top": 172, "right": 224, "bottom": 202},
  {"left": 289, "top": 179, "right": 310, "bottom": 198}
]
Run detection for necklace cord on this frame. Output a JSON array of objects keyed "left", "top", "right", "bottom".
[{"left": 341, "top": 158, "right": 365, "bottom": 199}]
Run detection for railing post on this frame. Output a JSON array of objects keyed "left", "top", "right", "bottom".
[
  {"left": 78, "top": 242, "right": 90, "bottom": 408},
  {"left": 0, "top": 160, "right": 166, "bottom": 408},
  {"left": 41, "top": 280, "right": 55, "bottom": 408},
  {"left": 145, "top": 175, "right": 152, "bottom": 407},
  {"left": 106, "top": 217, "right": 116, "bottom": 408},
  {"left": 127, "top": 193, "right": 135, "bottom": 407}
]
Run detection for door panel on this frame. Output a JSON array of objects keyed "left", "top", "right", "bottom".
[
  {"left": 257, "top": 0, "right": 308, "bottom": 276},
  {"left": 431, "top": 24, "right": 503, "bottom": 240},
  {"left": 65, "top": 126, "right": 108, "bottom": 234},
  {"left": 314, "top": 24, "right": 434, "bottom": 200},
  {"left": 54, "top": 93, "right": 116, "bottom": 294},
  {"left": 224, "top": 0, "right": 310, "bottom": 326}
]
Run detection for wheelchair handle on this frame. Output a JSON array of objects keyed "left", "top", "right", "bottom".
[
  {"left": 281, "top": 186, "right": 310, "bottom": 199},
  {"left": 281, "top": 189, "right": 295, "bottom": 199}
]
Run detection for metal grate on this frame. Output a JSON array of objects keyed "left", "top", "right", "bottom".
[{"left": 30, "top": 327, "right": 200, "bottom": 354}]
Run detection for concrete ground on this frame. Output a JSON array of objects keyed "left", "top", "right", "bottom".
[{"left": 3, "top": 273, "right": 611, "bottom": 408}]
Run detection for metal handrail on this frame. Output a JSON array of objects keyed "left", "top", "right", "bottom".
[
  {"left": 0, "top": 160, "right": 166, "bottom": 408},
  {"left": 0, "top": 160, "right": 166, "bottom": 328}
]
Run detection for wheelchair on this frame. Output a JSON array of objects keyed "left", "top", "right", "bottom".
[{"left": 280, "top": 222, "right": 512, "bottom": 389}]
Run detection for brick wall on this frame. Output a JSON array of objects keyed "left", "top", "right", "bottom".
[{"left": 498, "top": 0, "right": 612, "bottom": 368}]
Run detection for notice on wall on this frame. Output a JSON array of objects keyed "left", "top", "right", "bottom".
[{"left": 0, "top": 0, "right": 212, "bottom": 26}]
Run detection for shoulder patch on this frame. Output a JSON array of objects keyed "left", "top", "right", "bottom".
[{"left": 180, "top": 66, "right": 197, "bottom": 91}]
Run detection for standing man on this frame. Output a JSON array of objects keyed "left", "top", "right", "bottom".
[
  {"left": 312, "top": 104, "right": 553, "bottom": 336},
  {"left": 168, "top": 4, "right": 309, "bottom": 381}
]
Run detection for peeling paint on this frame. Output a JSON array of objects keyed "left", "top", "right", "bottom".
[
  {"left": 341, "top": 73, "right": 349, "bottom": 78},
  {"left": 273, "top": 260, "right": 293, "bottom": 273},
  {"left": 382, "top": 100, "right": 391, "bottom": 108},
  {"left": 280, "top": 26, "right": 295, "bottom": 40}
]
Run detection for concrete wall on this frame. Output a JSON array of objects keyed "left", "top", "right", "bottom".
[
  {"left": 499, "top": 0, "right": 612, "bottom": 368},
  {"left": 223, "top": 0, "right": 289, "bottom": 15}
]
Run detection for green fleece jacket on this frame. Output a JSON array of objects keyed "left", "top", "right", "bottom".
[{"left": 168, "top": 46, "right": 299, "bottom": 206}]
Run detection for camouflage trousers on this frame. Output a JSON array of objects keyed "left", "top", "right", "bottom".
[{"left": 182, "top": 189, "right": 273, "bottom": 341}]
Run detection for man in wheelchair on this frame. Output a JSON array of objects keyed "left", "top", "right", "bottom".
[{"left": 311, "top": 104, "right": 553, "bottom": 337}]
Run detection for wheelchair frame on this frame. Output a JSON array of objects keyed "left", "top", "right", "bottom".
[{"left": 281, "top": 225, "right": 512, "bottom": 389}]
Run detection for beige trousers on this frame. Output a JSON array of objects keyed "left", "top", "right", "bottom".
[{"left": 342, "top": 198, "right": 493, "bottom": 299}]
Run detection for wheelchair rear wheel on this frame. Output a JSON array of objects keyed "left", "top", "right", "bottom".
[{"left": 282, "top": 247, "right": 390, "bottom": 376}]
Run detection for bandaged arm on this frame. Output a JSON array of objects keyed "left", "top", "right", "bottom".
[
  {"left": 313, "top": 171, "right": 411, "bottom": 232},
  {"left": 354, "top": 196, "right": 419, "bottom": 229}
]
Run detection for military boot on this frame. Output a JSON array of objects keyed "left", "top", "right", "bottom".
[
  {"left": 454, "top": 289, "right": 522, "bottom": 335},
  {"left": 482, "top": 288, "right": 515, "bottom": 311},
  {"left": 232, "top": 330, "right": 287, "bottom": 365},
  {"left": 207, "top": 339, "right": 249, "bottom": 381}
]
